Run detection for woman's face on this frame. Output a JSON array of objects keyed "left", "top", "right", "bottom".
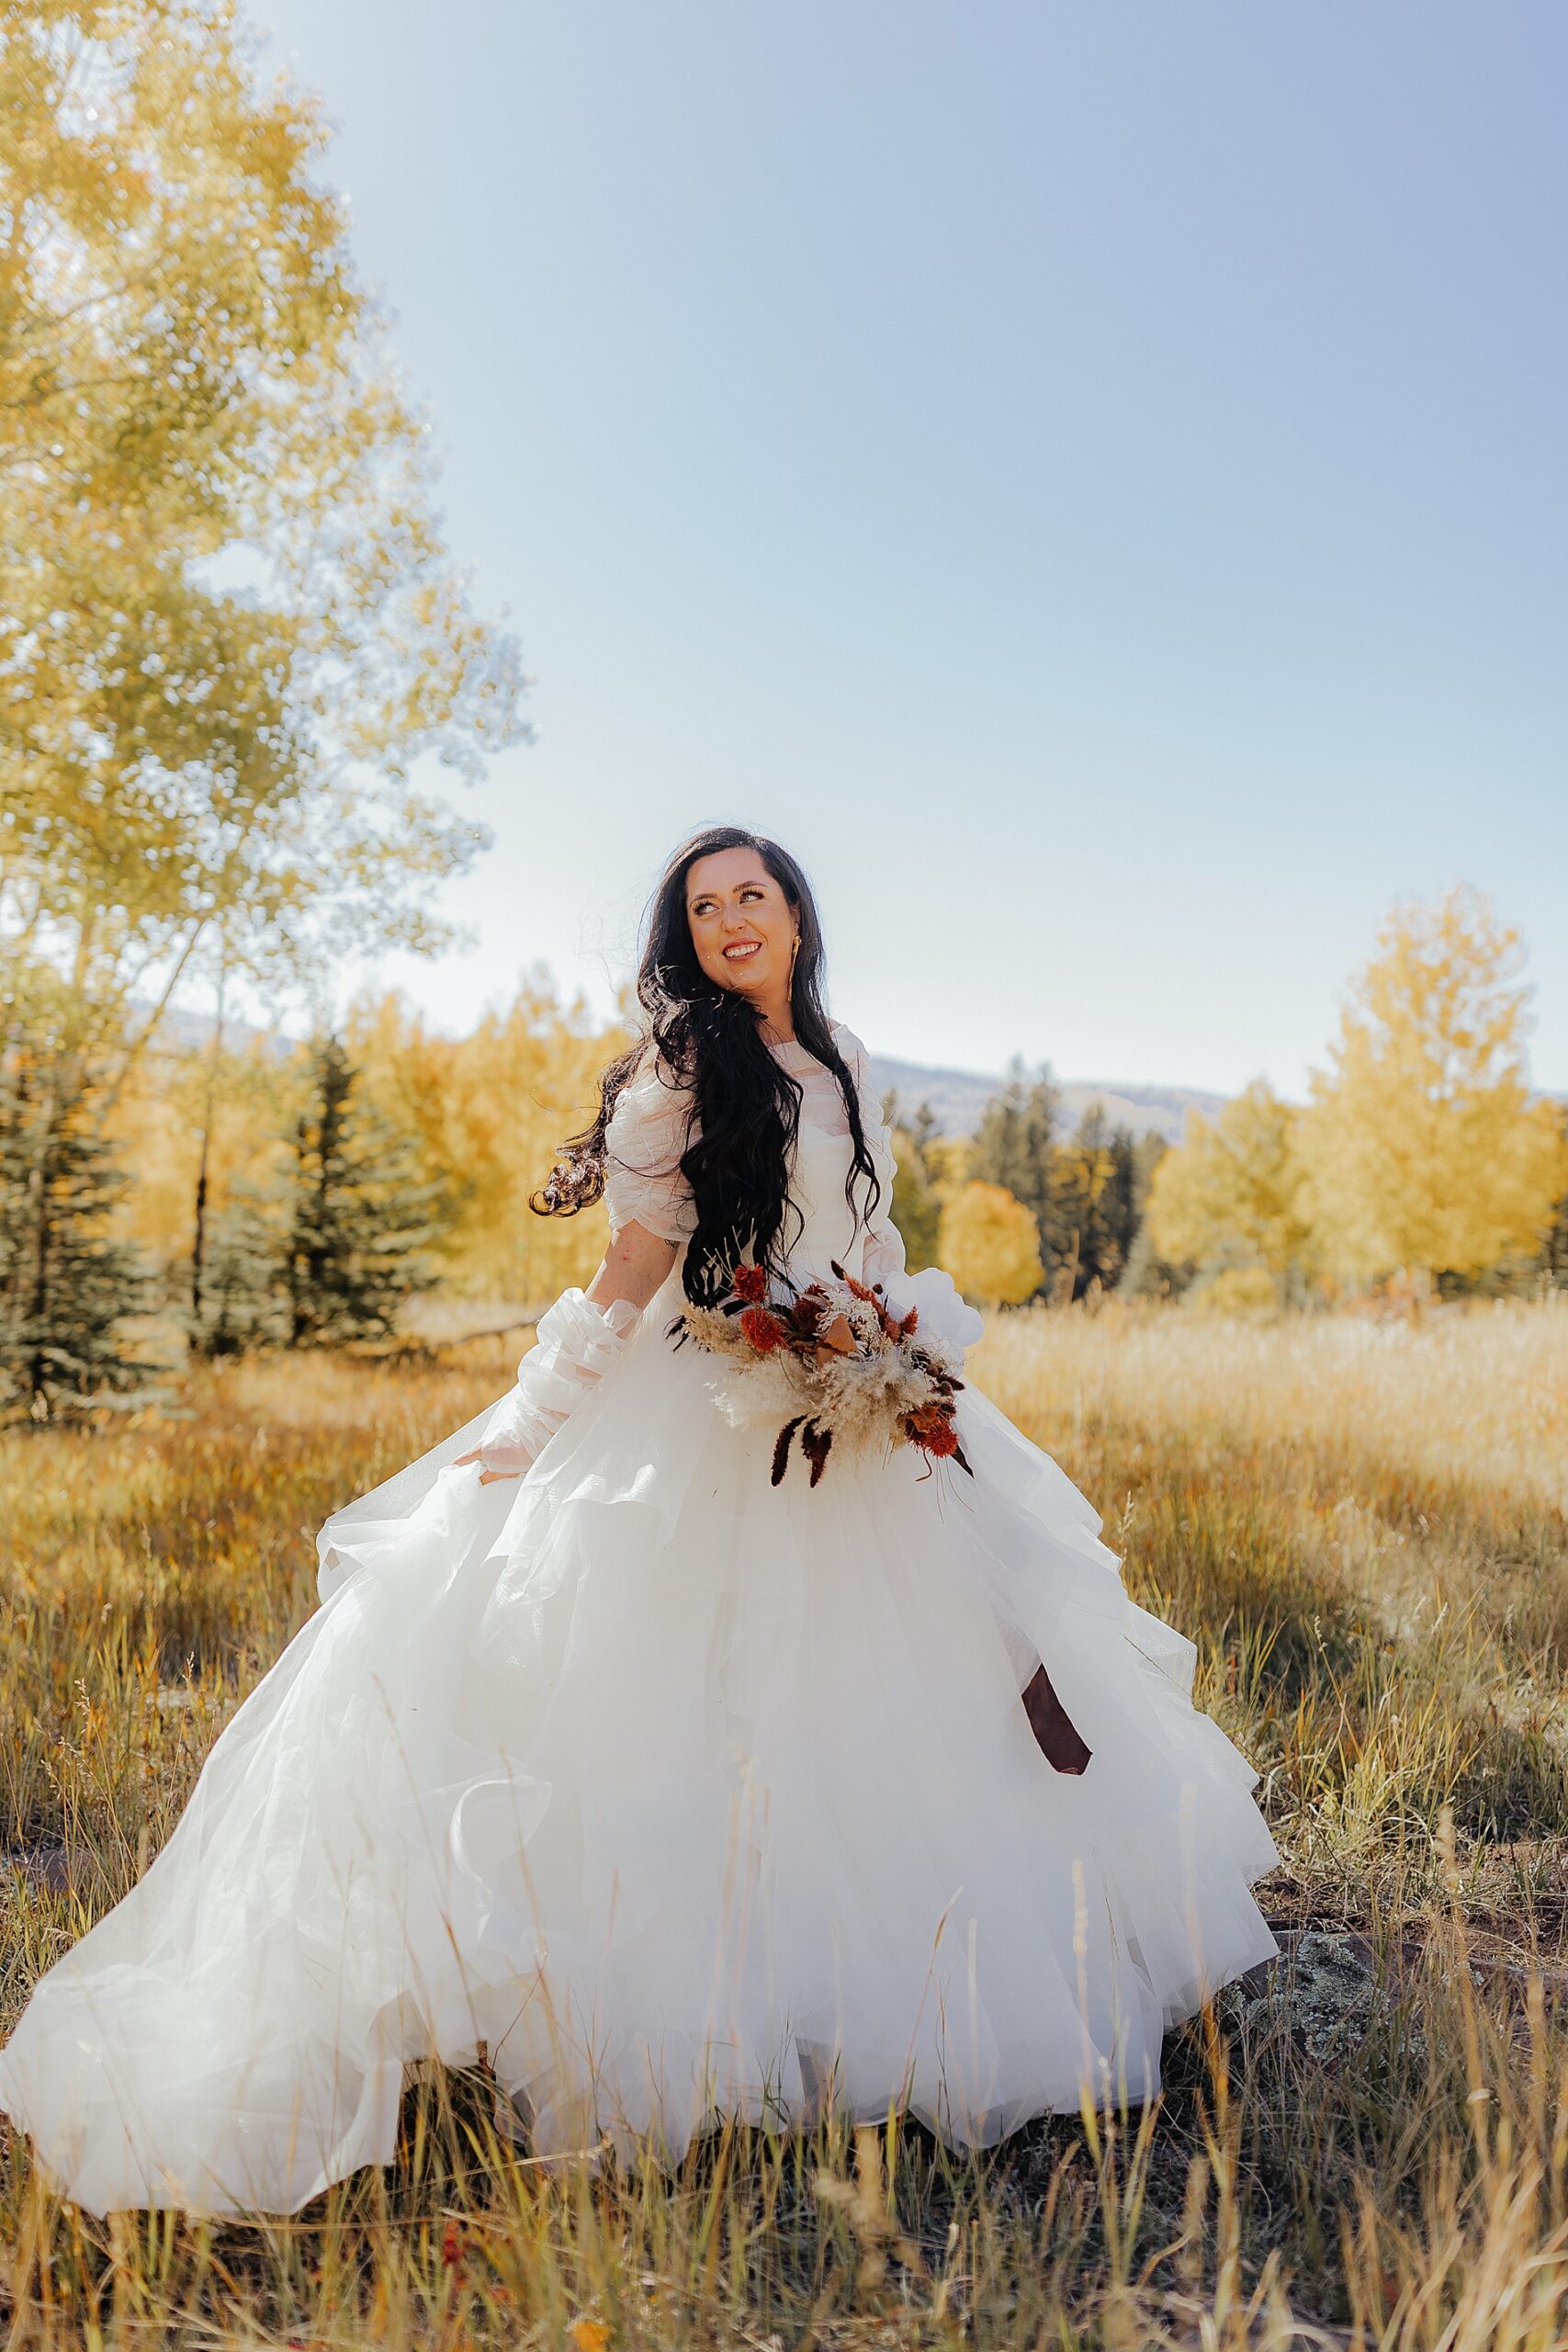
[{"left": 684, "top": 846, "right": 799, "bottom": 1009}]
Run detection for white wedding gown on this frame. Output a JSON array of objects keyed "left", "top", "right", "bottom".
[{"left": 0, "top": 1023, "right": 1279, "bottom": 2216}]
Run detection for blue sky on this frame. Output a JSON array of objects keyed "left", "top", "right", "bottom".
[{"left": 254, "top": 1, "right": 1565, "bottom": 1095}]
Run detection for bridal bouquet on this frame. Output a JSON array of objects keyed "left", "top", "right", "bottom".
[{"left": 675, "top": 1260, "right": 972, "bottom": 1487}]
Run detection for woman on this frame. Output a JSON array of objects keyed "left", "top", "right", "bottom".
[{"left": 0, "top": 827, "right": 1279, "bottom": 2217}]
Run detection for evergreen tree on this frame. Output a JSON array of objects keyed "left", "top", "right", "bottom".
[
  {"left": 908, "top": 1100, "right": 942, "bottom": 1167},
  {"left": 191, "top": 1188, "right": 291, "bottom": 1358},
  {"left": 1101, "top": 1122, "right": 1140, "bottom": 1290},
  {"left": 1540, "top": 1107, "right": 1568, "bottom": 1289},
  {"left": 284, "top": 1036, "right": 448, "bottom": 1347},
  {"left": 970, "top": 1059, "right": 1059, "bottom": 1296},
  {"left": 0, "top": 1046, "right": 151, "bottom": 1416},
  {"left": 1050, "top": 1107, "right": 1141, "bottom": 1300},
  {"left": 889, "top": 1135, "right": 942, "bottom": 1272},
  {"left": 881, "top": 1090, "right": 942, "bottom": 1272}
]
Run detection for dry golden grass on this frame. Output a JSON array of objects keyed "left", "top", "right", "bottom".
[
  {"left": 0, "top": 1305, "right": 1565, "bottom": 2346},
  {"left": 976, "top": 1296, "right": 1568, "bottom": 1516}
]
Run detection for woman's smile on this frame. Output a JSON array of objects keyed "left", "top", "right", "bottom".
[{"left": 684, "top": 845, "right": 800, "bottom": 1033}]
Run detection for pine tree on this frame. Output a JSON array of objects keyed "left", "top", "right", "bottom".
[
  {"left": 192, "top": 1189, "right": 291, "bottom": 1358},
  {"left": 0, "top": 1051, "right": 151, "bottom": 1416},
  {"left": 1539, "top": 1107, "right": 1568, "bottom": 1289},
  {"left": 908, "top": 1101, "right": 942, "bottom": 1166},
  {"left": 1048, "top": 1108, "right": 1141, "bottom": 1301},
  {"left": 889, "top": 1133, "right": 942, "bottom": 1272},
  {"left": 1102, "top": 1123, "right": 1140, "bottom": 1289},
  {"left": 284, "top": 1037, "right": 448, "bottom": 1347},
  {"left": 970, "top": 1059, "right": 1059, "bottom": 1296},
  {"left": 880, "top": 1090, "right": 942, "bottom": 1273}
]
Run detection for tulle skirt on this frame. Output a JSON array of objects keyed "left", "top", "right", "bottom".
[{"left": 0, "top": 1287, "right": 1279, "bottom": 2215}]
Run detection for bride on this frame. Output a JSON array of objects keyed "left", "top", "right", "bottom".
[{"left": 0, "top": 826, "right": 1279, "bottom": 2217}]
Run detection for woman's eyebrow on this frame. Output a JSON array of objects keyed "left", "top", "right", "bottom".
[{"left": 688, "top": 876, "right": 770, "bottom": 906}]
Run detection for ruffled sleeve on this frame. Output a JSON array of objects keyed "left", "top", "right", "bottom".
[{"left": 603, "top": 1049, "right": 699, "bottom": 1245}]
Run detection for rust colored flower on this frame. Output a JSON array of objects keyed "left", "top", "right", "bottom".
[
  {"left": 679, "top": 1270, "right": 971, "bottom": 1487},
  {"left": 739, "top": 1306, "right": 788, "bottom": 1353}
]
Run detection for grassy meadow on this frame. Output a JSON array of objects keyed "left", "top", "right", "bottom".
[{"left": 1, "top": 1301, "right": 1566, "bottom": 2347}]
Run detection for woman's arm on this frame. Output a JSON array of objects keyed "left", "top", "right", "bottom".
[
  {"left": 586, "top": 1219, "right": 679, "bottom": 1317},
  {"left": 458, "top": 1218, "right": 679, "bottom": 1485}
]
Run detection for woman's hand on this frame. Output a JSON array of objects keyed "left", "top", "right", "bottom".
[
  {"left": 455, "top": 1452, "right": 529, "bottom": 1486},
  {"left": 457, "top": 1223, "right": 679, "bottom": 1482}
]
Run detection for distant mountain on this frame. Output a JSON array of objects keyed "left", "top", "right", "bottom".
[
  {"left": 864, "top": 1051, "right": 1227, "bottom": 1145},
  {"left": 141, "top": 1002, "right": 1225, "bottom": 1145}
]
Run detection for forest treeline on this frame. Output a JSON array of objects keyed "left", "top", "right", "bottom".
[
  {"left": 2, "top": 4, "right": 1564, "bottom": 1419},
  {"left": 3, "top": 876, "right": 1565, "bottom": 1420},
  {"left": 918, "top": 886, "right": 1568, "bottom": 1317}
]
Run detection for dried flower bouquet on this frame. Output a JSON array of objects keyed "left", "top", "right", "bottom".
[{"left": 674, "top": 1260, "right": 972, "bottom": 1487}]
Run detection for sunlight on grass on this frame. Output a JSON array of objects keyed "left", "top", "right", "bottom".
[{"left": 1, "top": 1306, "right": 1565, "bottom": 2344}]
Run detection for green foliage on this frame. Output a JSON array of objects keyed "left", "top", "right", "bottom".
[
  {"left": 1535, "top": 1105, "right": 1568, "bottom": 1289},
  {"left": 283, "top": 1036, "right": 448, "bottom": 1347},
  {"left": 0, "top": 987, "right": 151, "bottom": 1415},
  {"left": 1051, "top": 1104, "right": 1141, "bottom": 1300},
  {"left": 881, "top": 1091, "right": 942, "bottom": 1272},
  {"left": 969, "top": 1059, "right": 1057, "bottom": 1295},
  {"left": 190, "top": 1186, "right": 291, "bottom": 1357},
  {"left": 971, "top": 1070, "right": 1145, "bottom": 1301}
]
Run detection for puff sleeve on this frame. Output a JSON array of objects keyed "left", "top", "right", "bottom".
[
  {"left": 471, "top": 1289, "right": 643, "bottom": 1475},
  {"left": 603, "top": 1050, "right": 699, "bottom": 1246}
]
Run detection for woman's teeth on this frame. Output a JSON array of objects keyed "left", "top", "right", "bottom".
[{"left": 724, "top": 942, "right": 761, "bottom": 960}]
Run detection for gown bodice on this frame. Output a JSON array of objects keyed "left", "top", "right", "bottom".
[
  {"left": 601, "top": 1021, "right": 903, "bottom": 1295},
  {"left": 770, "top": 1036, "right": 887, "bottom": 1286}
]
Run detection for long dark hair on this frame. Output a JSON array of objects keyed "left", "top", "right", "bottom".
[{"left": 532, "top": 826, "right": 882, "bottom": 1303}]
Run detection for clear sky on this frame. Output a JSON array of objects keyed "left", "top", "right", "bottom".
[{"left": 253, "top": 0, "right": 1565, "bottom": 1096}]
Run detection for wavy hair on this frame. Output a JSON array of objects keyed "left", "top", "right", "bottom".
[{"left": 532, "top": 826, "right": 882, "bottom": 1304}]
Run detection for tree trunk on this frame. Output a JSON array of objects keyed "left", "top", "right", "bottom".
[{"left": 190, "top": 971, "right": 228, "bottom": 1338}]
